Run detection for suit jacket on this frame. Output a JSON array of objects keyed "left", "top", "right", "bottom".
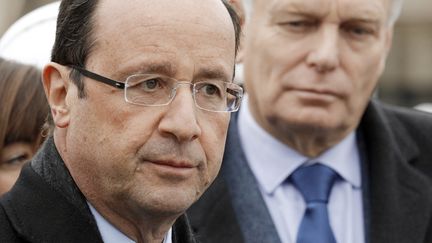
[
  {"left": 0, "top": 138, "right": 197, "bottom": 243},
  {"left": 188, "top": 99, "right": 432, "bottom": 243}
]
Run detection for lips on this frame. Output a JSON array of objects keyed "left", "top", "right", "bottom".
[
  {"left": 288, "top": 87, "right": 344, "bottom": 99},
  {"left": 149, "top": 160, "right": 195, "bottom": 169},
  {"left": 137, "top": 159, "right": 197, "bottom": 180}
]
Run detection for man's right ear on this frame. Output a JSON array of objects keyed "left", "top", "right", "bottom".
[{"left": 42, "top": 62, "right": 71, "bottom": 129}]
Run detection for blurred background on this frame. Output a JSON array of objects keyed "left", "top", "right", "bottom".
[{"left": 0, "top": 0, "right": 431, "bottom": 108}]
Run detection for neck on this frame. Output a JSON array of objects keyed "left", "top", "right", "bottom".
[{"left": 89, "top": 199, "right": 177, "bottom": 243}]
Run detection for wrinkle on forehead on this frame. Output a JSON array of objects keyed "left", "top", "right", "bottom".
[{"left": 267, "top": 0, "right": 388, "bottom": 24}]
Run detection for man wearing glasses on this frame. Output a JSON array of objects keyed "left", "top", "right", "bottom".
[{"left": 0, "top": 0, "right": 242, "bottom": 242}]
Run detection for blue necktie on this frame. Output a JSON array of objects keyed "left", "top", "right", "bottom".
[{"left": 290, "top": 163, "right": 338, "bottom": 243}]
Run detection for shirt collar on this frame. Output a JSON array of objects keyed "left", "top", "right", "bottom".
[
  {"left": 238, "top": 95, "right": 361, "bottom": 194},
  {"left": 88, "top": 203, "right": 172, "bottom": 243}
]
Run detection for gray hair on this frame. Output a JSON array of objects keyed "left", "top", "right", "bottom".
[
  {"left": 389, "top": 0, "right": 404, "bottom": 26},
  {"left": 242, "top": 0, "right": 404, "bottom": 26}
]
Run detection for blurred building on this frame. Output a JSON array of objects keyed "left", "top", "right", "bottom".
[
  {"left": 0, "top": 0, "right": 56, "bottom": 35},
  {"left": 380, "top": 0, "right": 432, "bottom": 107},
  {"left": 0, "top": 0, "right": 431, "bottom": 107}
]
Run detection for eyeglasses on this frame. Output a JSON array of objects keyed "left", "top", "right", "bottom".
[{"left": 69, "top": 65, "right": 243, "bottom": 112}]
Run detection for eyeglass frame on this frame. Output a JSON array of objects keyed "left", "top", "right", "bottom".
[{"left": 68, "top": 65, "right": 244, "bottom": 112}]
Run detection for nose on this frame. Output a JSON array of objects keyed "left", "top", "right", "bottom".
[
  {"left": 306, "top": 25, "right": 340, "bottom": 73},
  {"left": 158, "top": 84, "right": 202, "bottom": 142}
]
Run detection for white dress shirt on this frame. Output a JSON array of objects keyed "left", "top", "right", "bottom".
[
  {"left": 238, "top": 96, "right": 365, "bottom": 243},
  {"left": 88, "top": 203, "right": 172, "bottom": 243}
]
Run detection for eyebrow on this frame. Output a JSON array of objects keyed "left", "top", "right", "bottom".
[
  {"left": 344, "top": 18, "right": 381, "bottom": 25},
  {"left": 117, "top": 62, "right": 176, "bottom": 79},
  {"left": 342, "top": 13, "right": 382, "bottom": 25},
  {"left": 118, "top": 62, "right": 231, "bottom": 83},
  {"left": 194, "top": 66, "right": 231, "bottom": 83}
]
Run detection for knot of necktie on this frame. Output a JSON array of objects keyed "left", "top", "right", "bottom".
[{"left": 290, "top": 163, "right": 338, "bottom": 204}]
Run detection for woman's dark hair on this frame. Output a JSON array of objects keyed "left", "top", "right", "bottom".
[{"left": 0, "top": 57, "right": 50, "bottom": 152}]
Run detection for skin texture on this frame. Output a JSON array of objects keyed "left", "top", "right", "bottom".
[
  {"left": 0, "top": 142, "right": 35, "bottom": 195},
  {"left": 42, "top": 0, "right": 236, "bottom": 242},
  {"left": 242, "top": 0, "right": 393, "bottom": 156}
]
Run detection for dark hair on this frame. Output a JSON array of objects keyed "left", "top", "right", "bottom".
[
  {"left": 222, "top": 0, "right": 242, "bottom": 56},
  {"left": 51, "top": 0, "right": 241, "bottom": 98},
  {"left": 51, "top": 0, "right": 99, "bottom": 98},
  {"left": 0, "top": 57, "right": 50, "bottom": 152}
]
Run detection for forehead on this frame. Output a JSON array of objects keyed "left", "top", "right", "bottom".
[
  {"left": 259, "top": 0, "right": 390, "bottom": 22},
  {"left": 88, "top": 0, "right": 235, "bottom": 76}
]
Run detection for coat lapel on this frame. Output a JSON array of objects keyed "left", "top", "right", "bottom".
[
  {"left": 172, "top": 214, "right": 197, "bottom": 243},
  {"left": 188, "top": 171, "right": 245, "bottom": 242},
  {"left": 189, "top": 112, "right": 281, "bottom": 243},
  {"left": 222, "top": 115, "right": 282, "bottom": 243},
  {"left": 360, "top": 100, "right": 432, "bottom": 243}
]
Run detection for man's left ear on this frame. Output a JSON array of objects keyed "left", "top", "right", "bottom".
[{"left": 42, "top": 62, "right": 72, "bottom": 129}]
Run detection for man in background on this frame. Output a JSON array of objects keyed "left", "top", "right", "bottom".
[
  {"left": 0, "top": 0, "right": 243, "bottom": 242},
  {"left": 189, "top": 0, "right": 432, "bottom": 242}
]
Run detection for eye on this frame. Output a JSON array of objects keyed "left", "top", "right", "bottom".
[
  {"left": 342, "top": 24, "right": 375, "bottom": 39},
  {"left": 196, "top": 82, "right": 223, "bottom": 97},
  {"left": 348, "top": 27, "right": 369, "bottom": 35},
  {"left": 0, "top": 142, "right": 33, "bottom": 169},
  {"left": 204, "top": 84, "right": 218, "bottom": 95},
  {"left": 2, "top": 154, "right": 30, "bottom": 167},
  {"left": 278, "top": 19, "right": 318, "bottom": 32},
  {"left": 138, "top": 78, "right": 164, "bottom": 92},
  {"left": 289, "top": 20, "right": 313, "bottom": 27}
]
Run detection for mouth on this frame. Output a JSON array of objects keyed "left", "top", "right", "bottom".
[
  {"left": 289, "top": 87, "right": 342, "bottom": 100},
  {"left": 139, "top": 159, "right": 197, "bottom": 178},
  {"left": 150, "top": 160, "right": 195, "bottom": 169}
]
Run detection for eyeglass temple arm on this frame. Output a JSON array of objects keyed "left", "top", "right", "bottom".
[
  {"left": 69, "top": 65, "right": 125, "bottom": 89},
  {"left": 226, "top": 88, "right": 243, "bottom": 99}
]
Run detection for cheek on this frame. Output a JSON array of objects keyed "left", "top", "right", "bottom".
[
  {"left": 341, "top": 50, "right": 386, "bottom": 118},
  {"left": 0, "top": 170, "right": 21, "bottom": 195},
  {"left": 199, "top": 114, "right": 229, "bottom": 178},
  {"left": 67, "top": 97, "right": 160, "bottom": 177},
  {"left": 245, "top": 33, "right": 308, "bottom": 103},
  {"left": 346, "top": 43, "right": 387, "bottom": 90},
  {"left": 345, "top": 61, "right": 382, "bottom": 116}
]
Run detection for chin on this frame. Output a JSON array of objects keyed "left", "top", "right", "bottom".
[
  {"left": 271, "top": 111, "right": 344, "bottom": 135},
  {"left": 139, "top": 186, "right": 200, "bottom": 215}
]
